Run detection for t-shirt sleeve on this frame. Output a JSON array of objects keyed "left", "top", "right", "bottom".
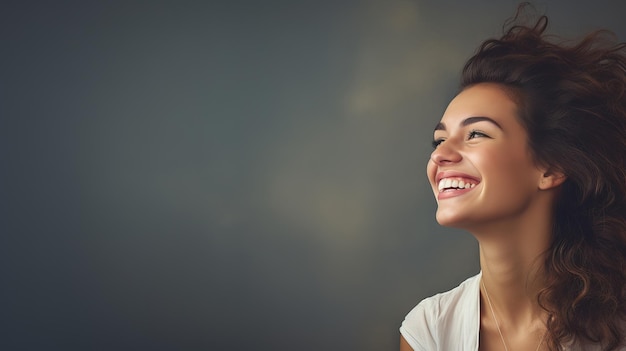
[{"left": 399, "top": 297, "right": 439, "bottom": 351}]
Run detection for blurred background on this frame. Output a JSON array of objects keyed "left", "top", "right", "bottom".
[{"left": 2, "top": 0, "right": 626, "bottom": 350}]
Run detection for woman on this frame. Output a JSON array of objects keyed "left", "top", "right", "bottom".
[{"left": 400, "top": 12, "right": 626, "bottom": 351}]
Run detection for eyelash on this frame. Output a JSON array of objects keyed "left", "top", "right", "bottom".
[
  {"left": 431, "top": 129, "right": 490, "bottom": 148},
  {"left": 432, "top": 138, "right": 444, "bottom": 148}
]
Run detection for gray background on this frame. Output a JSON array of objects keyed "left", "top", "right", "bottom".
[{"left": 2, "top": 0, "right": 626, "bottom": 350}]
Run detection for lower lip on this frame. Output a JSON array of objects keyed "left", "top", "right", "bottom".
[{"left": 437, "top": 186, "right": 476, "bottom": 200}]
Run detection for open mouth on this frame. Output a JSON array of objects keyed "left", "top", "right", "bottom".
[{"left": 437, "top": 177, "right": 479, "bottom": 192}]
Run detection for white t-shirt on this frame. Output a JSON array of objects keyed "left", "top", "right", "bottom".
[
  {"left": 399, "top": 272, "right": 616, "bottom": 351},
  {"left": 400, "top": 273, "right": 481, "bottom": 351}
]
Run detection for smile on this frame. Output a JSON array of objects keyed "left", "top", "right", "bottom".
[{"left": 437, "top": 177, "right": 478, "bottom": 192}]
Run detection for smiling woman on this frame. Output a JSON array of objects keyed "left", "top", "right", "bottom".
[
  {"left": 428, "top": 84, "right": 549, "bottom": 230},
  {"left": 399, "top": 8, "right": 626, "bottom": 351}
]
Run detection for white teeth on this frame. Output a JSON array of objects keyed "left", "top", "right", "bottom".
[
  {"left": 438, "top": 178, "right": 450, "bottom": 191},
  {"left": 437, "top": 177, "right": 477, "bottom": 191}
]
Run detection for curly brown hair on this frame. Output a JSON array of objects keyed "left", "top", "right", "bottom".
[{"left": 460, "top": 10, "right": 626, "bottom": 351}]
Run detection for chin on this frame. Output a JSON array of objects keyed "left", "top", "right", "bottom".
[{"left": 435, "top": 209, "right": 471, "bottom": 229}]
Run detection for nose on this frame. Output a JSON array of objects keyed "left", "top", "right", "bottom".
[{"left": 430, "top": 141, "right": 462, "bottom": 165}]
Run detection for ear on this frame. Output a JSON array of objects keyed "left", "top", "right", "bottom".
[{"left": 538, "top": 169, "right": 567, "bottom": 190}]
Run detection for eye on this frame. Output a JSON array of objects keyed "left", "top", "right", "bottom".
[
  {"left": 467, "top": 129, "right": 490, "bottom": 140},
  {"left": 432, "top": 138, "right": 445, "bottom": 148}
]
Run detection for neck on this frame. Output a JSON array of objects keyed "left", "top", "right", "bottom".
[
  {"left": 474, "top": 214, "right": 552, "bottom": 329},
  {"left": 480, "top": 243, "right": 546, "bottom": 326}
]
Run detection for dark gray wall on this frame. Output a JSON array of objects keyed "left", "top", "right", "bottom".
[{"left": 3, "top": 1, "right": 626, "bottom": 350}]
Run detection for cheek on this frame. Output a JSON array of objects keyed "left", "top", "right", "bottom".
[{"left": 479, "top": 148, "right": 538, "bottom": 188}]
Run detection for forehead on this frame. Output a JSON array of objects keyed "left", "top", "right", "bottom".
[{"left": 440, "top": 83, "right": 519, "bottom": 126}]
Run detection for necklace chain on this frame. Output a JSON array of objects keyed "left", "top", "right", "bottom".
[{"left": 481, "top": 280, "right": 546, "bottom": 351}]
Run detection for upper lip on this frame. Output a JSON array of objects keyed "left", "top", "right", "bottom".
[{"left": 435, "top": 171, "right": 481, "bottom": 184}]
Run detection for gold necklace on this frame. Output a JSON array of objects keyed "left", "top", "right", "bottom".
[{"left": 481, "top": 280, "right": 546, "bottom": 351}]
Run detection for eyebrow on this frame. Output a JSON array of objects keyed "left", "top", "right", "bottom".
[{"left": 434, "top": 116, "right": 503, "bottom": 132}]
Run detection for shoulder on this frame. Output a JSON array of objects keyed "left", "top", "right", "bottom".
[
  {"left": 408, "top": 273, "right": 479, "bottom": 317},
  {"left": 399, "top": 273, "right": 481, "bottom": 351}
]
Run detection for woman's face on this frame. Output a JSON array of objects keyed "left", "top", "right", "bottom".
[{"left": 427, "top": 83, "right": 545, "bottom": 230}]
